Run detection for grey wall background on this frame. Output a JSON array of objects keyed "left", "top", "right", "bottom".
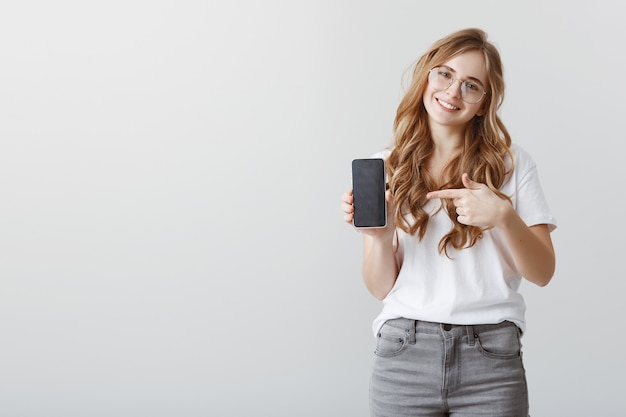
[{"left": 1, "top": 1, "right": 623, "bottom": 415}]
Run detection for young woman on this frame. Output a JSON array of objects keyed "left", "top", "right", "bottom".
[{"left": 341, "top": 28, "right": 556, "bottom": 417}]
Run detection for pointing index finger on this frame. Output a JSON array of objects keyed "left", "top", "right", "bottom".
[{"left": 427, "top": 189, "right": 464, "bottom": 200}]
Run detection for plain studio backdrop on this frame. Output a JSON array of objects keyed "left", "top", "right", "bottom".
[{"left": 0, "top": 1, "right": 623, "bottom": 416}]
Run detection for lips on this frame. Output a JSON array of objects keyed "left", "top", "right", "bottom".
[{"left": 437, "top": 98, "right": 459, "bottom": 111}]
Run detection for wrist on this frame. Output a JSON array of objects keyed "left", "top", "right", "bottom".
[{"left": 495, "top": 202, "right": 517, "bottom": 230}]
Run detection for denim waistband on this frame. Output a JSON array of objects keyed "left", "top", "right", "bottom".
[{"left": 382, "top": 317, "right": 520, "bottom": 344}]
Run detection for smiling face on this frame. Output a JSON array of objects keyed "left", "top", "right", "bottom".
[{"left": 423, "top": 50, "right": 487, "bottom": 132}]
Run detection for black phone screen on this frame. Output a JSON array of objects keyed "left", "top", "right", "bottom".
[{"left": 351, "top": 158, "right": 386, "bottom": 228}]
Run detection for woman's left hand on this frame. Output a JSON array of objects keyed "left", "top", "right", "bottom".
[{"left": 426, "top": 173, "right": 513, "bottom": 228}]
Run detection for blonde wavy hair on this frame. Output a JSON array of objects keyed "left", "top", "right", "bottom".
[{"left": 386, "top": 28, "right": 513, "bottom": 256}]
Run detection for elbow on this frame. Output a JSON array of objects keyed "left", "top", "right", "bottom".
[
  {"left": 528, "top": 262, "right": 556, "bottom": 287},
  {"left": 534, "top": 276, "right": 552, "bottom": 287},
  {"left": 368, "top": 285, "right": 392, "bottom": 301},
  {"left": 524, "top": 273, "right": 552, "bottom": 287},
  {"left": 363, "top": 277, "right": 395, "bottom": 300}
]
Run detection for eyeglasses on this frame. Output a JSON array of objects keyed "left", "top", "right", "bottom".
[{"left": 428, "top": 67, "right": 487, "bottom": 104}]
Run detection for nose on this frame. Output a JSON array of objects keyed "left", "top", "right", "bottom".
[{"left": 445, "top": 79, "right": 463, "bottom": 98}]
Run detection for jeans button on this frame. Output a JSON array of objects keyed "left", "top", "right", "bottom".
[{"left": 443, "top": 324, "right": 452, "bottom": 331}]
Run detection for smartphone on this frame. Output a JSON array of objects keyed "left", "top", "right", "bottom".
[{"left": 351, "top": 158, "right": 386, "bottom": 228}]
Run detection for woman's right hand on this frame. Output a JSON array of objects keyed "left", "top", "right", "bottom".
[
  {"left": 341, "top": 188, "right": 396, "bottom": 239},
  {"left": 340, "top": 188, "right": 356, "bottom": 225}
]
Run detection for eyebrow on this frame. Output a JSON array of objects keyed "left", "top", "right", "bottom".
[{"left": 439, "top": 65, "right": 486, "bottom": 87}]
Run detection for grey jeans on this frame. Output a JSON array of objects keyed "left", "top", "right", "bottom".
[{"left": 370, "top": 318, "right": 529, "bottom": 417}]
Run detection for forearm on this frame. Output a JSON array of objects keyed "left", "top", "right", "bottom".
[
  {"left": 498, "top": 207, "right": 555, "bottom": 286},
  {"left": 362, "top": 234, "right": 399, "bottom": 300}
]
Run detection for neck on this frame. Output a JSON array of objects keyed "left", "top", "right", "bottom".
[{"left": 427, "top": 127, "right": 463, "bottom": 182}]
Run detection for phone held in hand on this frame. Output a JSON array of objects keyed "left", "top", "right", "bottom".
[{"left": 351, "top": 158, "right": 386, "bottom": 228}]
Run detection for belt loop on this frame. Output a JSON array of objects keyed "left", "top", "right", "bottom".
[
  {"left": 408, "top": 320, "right": 417, "bottom": 345},
  {"left": 466, "top": 325, "right": 475, "bottom": 346}
]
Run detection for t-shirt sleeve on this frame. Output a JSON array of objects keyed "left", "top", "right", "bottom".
[{"left": 509, "top": 146, "right": 557, "bottom": 232}]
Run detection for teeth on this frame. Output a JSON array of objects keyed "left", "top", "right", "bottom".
[{"left": 438, "top": 99, "right": 459, "bottom": 110}]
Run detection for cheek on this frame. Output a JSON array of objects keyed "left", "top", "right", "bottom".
[{"left": 422, "top": 90, "right": 436, "bottom": 114}]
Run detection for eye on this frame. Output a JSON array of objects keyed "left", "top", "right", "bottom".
[
  {"left": 438, "top": 69, "right": 451, "bottom": 79},
  {"left": 465, "top": 82, "right": 479, "bottom": 91}
]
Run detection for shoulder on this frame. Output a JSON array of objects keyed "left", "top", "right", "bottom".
[{"left": 509, "top": 143, "right": 537, "bottom": 173}]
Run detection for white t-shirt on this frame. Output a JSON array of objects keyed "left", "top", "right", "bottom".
[{"left": 370, "top": 143, "right": 557, "bottom": 336}]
